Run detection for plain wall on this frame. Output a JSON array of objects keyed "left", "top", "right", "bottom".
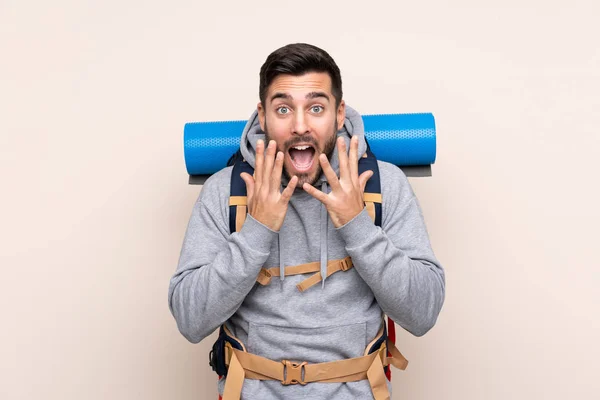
[{"left": 1, "top": 0, "right": 599, "bottom": 399}]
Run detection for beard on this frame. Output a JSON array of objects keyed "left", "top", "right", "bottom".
[{"left": 264, "top": 121, "right": 338, "bottom": 187}]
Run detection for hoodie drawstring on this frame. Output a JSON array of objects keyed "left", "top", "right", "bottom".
[
  {"left": 279, "top": 234, "right": 285, "bottom": 281},
  {"left": 279, "top": 182, "right": 329, "bottom": 287},
  {"left": 320, "top": 182, "right": 328, "bottom": 288}
]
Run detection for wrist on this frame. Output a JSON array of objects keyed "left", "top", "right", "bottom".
[
  {"left": 331, "top": 205, "right": 364, "bottom": 228},
  {"left": 335, "top": 208, "right": 378, "bottom": 248},
  {"left": 239, "top": 214, "right": 278, "bottom": 253}
]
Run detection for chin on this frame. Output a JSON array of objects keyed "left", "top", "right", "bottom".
[
  {"left": 296, "top": 175, "right": 314, "bottom": 188},
  {"left": 284, "top": 167, "right": 320, "bottom": 188}
]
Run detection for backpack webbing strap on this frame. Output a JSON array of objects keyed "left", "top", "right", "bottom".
[
  {"left": 363, "top": 192, "right": 382, "bottom": 222},
  {"left": 359, "top": 149, "right": 382, "bottom": 227},
  {"left": 229, "top": 159, "right": 253, "bottom": 233},
  {"left": 221, "top": 322, "right": 407, "bottom": 400},
  {"left": 256, "top": 257, "right": 353, "bottom": 292},
  {"left": 229, "top": 196, "right": 247, "bottom": 233}
]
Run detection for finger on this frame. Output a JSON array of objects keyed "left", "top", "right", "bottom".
[
  {"left": 270, "top": 151, "right": 284, "bottom": 192},
  {"left": 254, "top": 139, "right": 264, "bottom": 186},
  {"left": 319, "top": 153, "right": 341, "bottom": 190},
  {"left": 263, "top": 140, "right": 277, "bottom": 189},
  {"left": 280, "top": 175, "right": 298, "bottom": 203},
  {"left": 349, "top": 136, "right": 359, "bottom": 185},
  {"left": 358, "top": 170, "right": 374, "bottom": 193},
  {"left": 240, "top": 172, "right": 255, "bottom": 205},
  {"left": 302, "top": 182, "right": 329, "bottom": 204},
  {"left": 337, "top": 136, "right": 350, "bottom": 182}
]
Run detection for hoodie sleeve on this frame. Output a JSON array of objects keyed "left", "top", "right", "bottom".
[
  {"left": 335, "top": 162, "right": 445, "bottom": 337},
  {"left": 168, "top": 168, "right": 278, "bottom": 343}
]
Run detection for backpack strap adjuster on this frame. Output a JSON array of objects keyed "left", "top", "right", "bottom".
[
  {"left": 339, "top": 258, "right": 352, "bottom": 272},
  {"left": 256, "top": 268, "right": 273, "bottom": 285}
]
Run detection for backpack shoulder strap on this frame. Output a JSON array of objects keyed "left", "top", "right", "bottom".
[
  {"left": 228, "top": 153, "right": 254, "bottom": 233},
  {"left": 359, "top": 148, "right": 382, "bottom": 227},
  {"left": 359, "top": 146, "right": 397, "bottom": 382}
]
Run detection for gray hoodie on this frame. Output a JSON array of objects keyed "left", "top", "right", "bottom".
[{"left": 168, "top": 106, "right": 445, "bottom": 399}]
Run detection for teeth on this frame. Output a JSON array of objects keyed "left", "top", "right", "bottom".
[{"left": 293, "top": 145, "right": 310, "bottom": 150}]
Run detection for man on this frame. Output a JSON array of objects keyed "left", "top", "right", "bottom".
[{"left": 169, "top": 43, "right": 445, "bottom": 399}]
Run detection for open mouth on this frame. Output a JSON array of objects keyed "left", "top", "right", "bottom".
[{"left": 288, "top": 144, "right": 316, "bottom": 173}]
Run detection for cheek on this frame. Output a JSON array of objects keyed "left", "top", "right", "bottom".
[
  {"left": 313, "top": 119, "right": 337, "bottom": 140},
  {"left": 265, "top": 127, "right": 285, "bottom": 150},
  {"left": 313, "top": 112, "right": 337, "bottom": 130},
  {"left": 266, "top": 117, "right": 291, "bottom": 137}
]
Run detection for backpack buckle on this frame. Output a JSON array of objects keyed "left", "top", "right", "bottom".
[{"left": 281, "top": 360, "right": 307, "bottom": 385}]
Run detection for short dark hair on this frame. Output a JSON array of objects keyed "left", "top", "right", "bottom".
[{"left": 259, "top": 43, "right": 343, "bottom": 107}]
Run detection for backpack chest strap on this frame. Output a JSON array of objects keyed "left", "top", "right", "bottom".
[{"left": 256, "top": 257, "right": 353, "bottom": 292}]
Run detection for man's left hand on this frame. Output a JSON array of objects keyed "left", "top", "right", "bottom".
[{"left": 303, "top": 136, "right": 373, "bottom": 228}]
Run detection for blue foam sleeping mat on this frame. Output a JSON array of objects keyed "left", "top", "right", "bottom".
[{"left": 184, "top": 113, "right": 436, "bottom": 184}]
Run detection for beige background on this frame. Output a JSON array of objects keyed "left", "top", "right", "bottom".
[{"left": 1, "top": 0, "right": 599, "bottom": 399}]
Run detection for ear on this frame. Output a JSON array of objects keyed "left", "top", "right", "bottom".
[
  {"left": 336, "top": 100, "right": 346, "bottom": 130},
  {"left": 257, "top": 102, "right": 266, "bottom": 132}
]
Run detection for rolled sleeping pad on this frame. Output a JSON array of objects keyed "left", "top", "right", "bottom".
[{"left": 184, "top": 113, "right": 436, "bottom": 181}]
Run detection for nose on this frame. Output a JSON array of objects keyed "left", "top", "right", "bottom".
[{"left": 292, "top": 112, "right": 309, "bottom": 135}]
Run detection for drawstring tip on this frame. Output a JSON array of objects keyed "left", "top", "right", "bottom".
[{"left": 279, "top": 265, "right": 285, "bottom": 281}]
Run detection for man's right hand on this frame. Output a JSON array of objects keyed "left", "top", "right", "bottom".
[{"left": 240, "top": 140, "right": 298, "bottom": 232}]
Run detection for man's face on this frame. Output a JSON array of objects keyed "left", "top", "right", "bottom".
[{"left": 258, "top": 72, "right": 345, "bottom": 187}]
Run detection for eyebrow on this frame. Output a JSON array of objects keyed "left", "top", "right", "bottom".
[
  {"left": 269, "top": 91, "right": 331, "bottom": 103},
  {"left": 306, "top": 91, "right": 330, "bottom": 101},
  {"left": 270, "top": 92, "right": 292, "bottom": 103}
]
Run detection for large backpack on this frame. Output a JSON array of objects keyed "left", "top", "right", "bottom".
[{"left": 225, "top": 144, "right": 396, "bottom": 381}]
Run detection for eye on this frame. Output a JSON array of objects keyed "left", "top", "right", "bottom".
[
  {"left": 310, "top": 105, "right": 324, "bottom": 114},
  {"left": 276, "top": 106, "right": 290, "bottom": 115}
]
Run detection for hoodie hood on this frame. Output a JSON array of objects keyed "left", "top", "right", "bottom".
[
  {"left": 239, "top": 105, "right": 368, "bottom": 185},
  {"left": 238, "top": 105, "right": 368, "bottom": 287}
]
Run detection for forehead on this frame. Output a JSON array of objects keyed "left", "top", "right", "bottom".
[{"left": 267, "top": 72, "right": 333, "bottom": 100}]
